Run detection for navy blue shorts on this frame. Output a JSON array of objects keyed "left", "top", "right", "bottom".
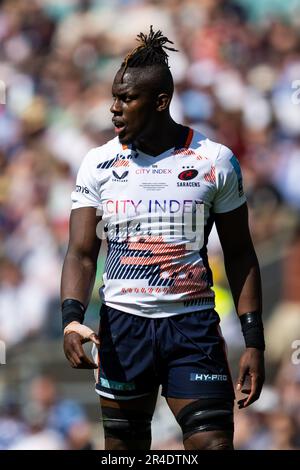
[{"left": 94, "top": 304, "right": 235, "bottom": 401}]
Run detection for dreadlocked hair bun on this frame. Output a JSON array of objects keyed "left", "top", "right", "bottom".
[{"left": 122, "top": 25, "right": 178, "bottom": 72}]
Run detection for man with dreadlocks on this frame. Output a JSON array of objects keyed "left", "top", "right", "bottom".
[{"left": 61, "top": 26, "right": 265, "bottom": 450}]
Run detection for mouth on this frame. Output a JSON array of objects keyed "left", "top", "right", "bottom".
[{"left": 112, "top": 120, "right": 126, "bottom": 135}]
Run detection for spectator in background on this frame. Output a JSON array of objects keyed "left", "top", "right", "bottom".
[
  {"left": 275, "top": 359, "right": 300, "bottom": 431},
  {"left": 26, "top": 375, "right": 94, "bottom": 450},
  {"left": 265, "top": 226, "right": 300, "bottom": 364},
  {"left": 267, "top": 411, "right": 299, "bottom": 450},
  {"left": 0, "top": 393, "right": 27, "bottom": 450},
  {"left": 9, "top": 401, "right": 63, "bottom": 450},
  {"left": 0, "top": 258, "right": 48, "bottom": 347},
  {"left": 1, "top": 374, "right": 94, "bottom": 450}
]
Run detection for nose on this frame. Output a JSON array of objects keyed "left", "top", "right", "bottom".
[{"left": 110, "top": 97, "right": 122, "bottom": 114}]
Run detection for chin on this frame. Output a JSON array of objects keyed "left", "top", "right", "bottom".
[
  {"left": 118, "top": 135, "right": 129, "bottom": 144},
  {"left": 118, "top": 128, "right": 141, "bottom": 145},
  {"left": 118, "top": 132, "right": 133, "bottom": 145}
]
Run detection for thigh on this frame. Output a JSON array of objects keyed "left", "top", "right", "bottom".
[
  {"left": 95, "top": 304, "right": 159, "bottom": 399},
  {"left": 166, "top": 397, "right": 234, "bottom": 450},
  {"left": 160, "top": 310, "right": 235, "bottom": 400},
  {"left": 100, "top": 389, "right": 159, "bottom": 450}
]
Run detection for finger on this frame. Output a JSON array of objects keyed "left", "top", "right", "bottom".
[
  {"left": 66, "top": 348, "right": 97, "bottom": 369},
  {"left": 237, "top": 398, "right": 248, "bottom": 409},
  {"left": 236, "top": 365, "right": 248, "bottom": 391},
  {"left": 72, "top": 340, "right": 98, "bottom": 369},
  {"left": 81, "top": 333, "right": 100, "bottom": 346},
  {"left": 90, "top": 333, "right": 100, "bottom": 346},
  {"left": 243, "top": 375, "right": 260, "bottom": 408},
  {"left": 64, "top": 333, "right": 98, "bottom": 368},
  {"left": 79, "top": 353, "right": 98, "bottom": 368},
  {"left": 64, "top": 339, "right": 80, "bottom": 366},
  {"left": 72, "top": 352, "right": 98, "bottom": 369},
  {"left": 63, "top": 328, "right": 98, "bottom": 368},
  {"left": 74, "top": 360, "right": 98, "bottom": 370},
  {"left": 65, "top": 349, "right": 82, "bottom": 368},
  {"left": 237, "top": 387, "right": 252, "bottom": 409}
]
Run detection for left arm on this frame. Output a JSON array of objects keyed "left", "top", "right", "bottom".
[{"left": 215, "top": 202, "right": 265, "bottom": 408}]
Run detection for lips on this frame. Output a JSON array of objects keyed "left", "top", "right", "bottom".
[
  {"left": 115, "top": 126, "right": 125, "bottom": 135},
  {"left": 112, "top": 119, "right": 126, "bottom": 135}
]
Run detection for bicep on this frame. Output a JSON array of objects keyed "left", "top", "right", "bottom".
[
  {"left": 214, "top": 202, "right": 255, "bottom": 257},
  {"left": 67, "top": 207, "right": 102, "bottom": 260}
]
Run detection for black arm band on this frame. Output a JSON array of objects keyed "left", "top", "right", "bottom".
[
  {"left": 239, "top": 312, "right": 265, "bottom": 351},
  {"left": 62, "top": 299, "right": 86, "bottom": 330}
]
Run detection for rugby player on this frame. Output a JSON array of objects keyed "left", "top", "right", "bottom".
[{"left": 61, "top": 27, "right": 265, "bottom": 450}]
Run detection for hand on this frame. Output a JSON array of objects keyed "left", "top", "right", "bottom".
[
  {"left": 236, "top": 348, "right": 265, "bottom": 409},
  {"left": 63, "top": 321, "right": 100, "bottom": 369}
]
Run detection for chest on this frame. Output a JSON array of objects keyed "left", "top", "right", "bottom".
[{"left": 98, "top": 153, "right": 216, "bottom": 215}]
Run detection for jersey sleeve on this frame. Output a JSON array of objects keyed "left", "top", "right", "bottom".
[
  {"left": 71, "top": 149, "right": 100, "bottom": 210},
  {"left": 213, "top": 145, "right": 246, "bottom": 213}
]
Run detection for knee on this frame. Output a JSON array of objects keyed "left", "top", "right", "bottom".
[
  {"left": 101, "top": 407, "right": 152, "bottom": 449},
  {"left": 185, "top": 431, "right": 233, "bottom": 450},
  {"left": 204, "top": 435, "right": 233, "bottom": 450},
  {"left": 175, "top": 398, "right": 234, "bottom": 449},
  {"left": 184, "top": 429, "right": 234, "bottom": 450}
]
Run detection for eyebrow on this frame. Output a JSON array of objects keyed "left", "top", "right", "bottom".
[{"left": 112, "top": 88, "right": 138, "bottom": 98}]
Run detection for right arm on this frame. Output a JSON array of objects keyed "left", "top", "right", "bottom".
[
  {"left": 61, "top": 207, "right": 102, "bottom": 369},
  {"left": 61, "top": 207, "right": 101, "bottom": 304}
]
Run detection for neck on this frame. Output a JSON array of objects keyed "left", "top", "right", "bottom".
[{"left": 134, "top": 116, "right": 184, "bottom": 156}]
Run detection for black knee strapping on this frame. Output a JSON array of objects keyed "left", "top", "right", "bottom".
[
  {"left": 176, "top": 398, "right": 234, "bottom": 440},
  {"left": 101, "top": 407, "right": 152, "bottom": 441}
]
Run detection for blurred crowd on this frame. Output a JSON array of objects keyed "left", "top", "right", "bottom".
[
  {"left": 0, "top": 375, "right": 95, "bottom": 449},
  {"left": 0, "top": 0, "right": 300, "bottom": 450}
]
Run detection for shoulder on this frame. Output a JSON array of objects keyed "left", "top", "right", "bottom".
[
  {"left": 189, "top": 129, "right": 234, "bottom": 164},
  {"left": 82, "top": 136, "right": 121, "bottom": 168}
]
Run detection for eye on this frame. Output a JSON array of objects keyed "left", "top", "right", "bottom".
[
  {"left": 122, "top": 95, "right": 133, "bottom": 103},
  {"left": 111, "top": 93, "right": 136, "bottom": 103},
  {"left": 124, "top": 94, "right": 138, "bottom": 103}
]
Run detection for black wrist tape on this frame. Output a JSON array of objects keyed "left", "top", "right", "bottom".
[
  {"left": 62, "top": 299, "right": 86, "bottom": 330},
  {"left": 239, "top": 312, "right": 265, "bottom": 351}
]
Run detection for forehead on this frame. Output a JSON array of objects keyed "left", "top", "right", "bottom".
[{"left": 112, "top": 69, "right": 151, "bottom": 94}]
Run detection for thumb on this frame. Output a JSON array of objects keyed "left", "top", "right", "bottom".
[
  {"left": 64, "top": 322, "right": 96, "bottom": 342},
  {"left": 237, "top": 364, "right": 248, "bottom": 391},
  {"left": 90, "top": 333, "right": 100, "bottom": 346}
]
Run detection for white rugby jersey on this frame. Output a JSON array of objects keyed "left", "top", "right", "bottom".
[{"left": 71, "top": 127, "right": 246, "bottom": 318}]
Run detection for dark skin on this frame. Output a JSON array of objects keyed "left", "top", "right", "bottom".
[
  {"left": 215, "top": 204, "right": 265, "bottom": 410},
  {"left": 61, "top": 66, "right": 265, "bottom": 450},
  {"left": 111, "top": 68, "right": 183, "bottom": 155},
  {"left": 62, "top": 207, "right": 101, "bottom": 369}
]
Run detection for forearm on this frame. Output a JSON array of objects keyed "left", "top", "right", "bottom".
[
  {"left": 224, "top": 250, "right": 265, "bottom": 350},
  {"left": 224, "top": 249, "right": 262, "bottom": 317},
  {"left": 62, "top": 252, "right": 100, "bottom": 368},
  {"left": 61, "top": 251, "right": 97, "bottom": 308},
  {"left": 215, "top": 204, "right": 264, "bottom": 352}
]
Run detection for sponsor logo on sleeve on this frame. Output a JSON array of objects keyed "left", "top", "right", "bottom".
[{"left": 75, "top": 185, "right": 90, "bottom": 194}]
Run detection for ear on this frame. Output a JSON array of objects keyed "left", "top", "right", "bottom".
[{"left": 156, "top": 93, "right": 171, "bottom": 112}]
